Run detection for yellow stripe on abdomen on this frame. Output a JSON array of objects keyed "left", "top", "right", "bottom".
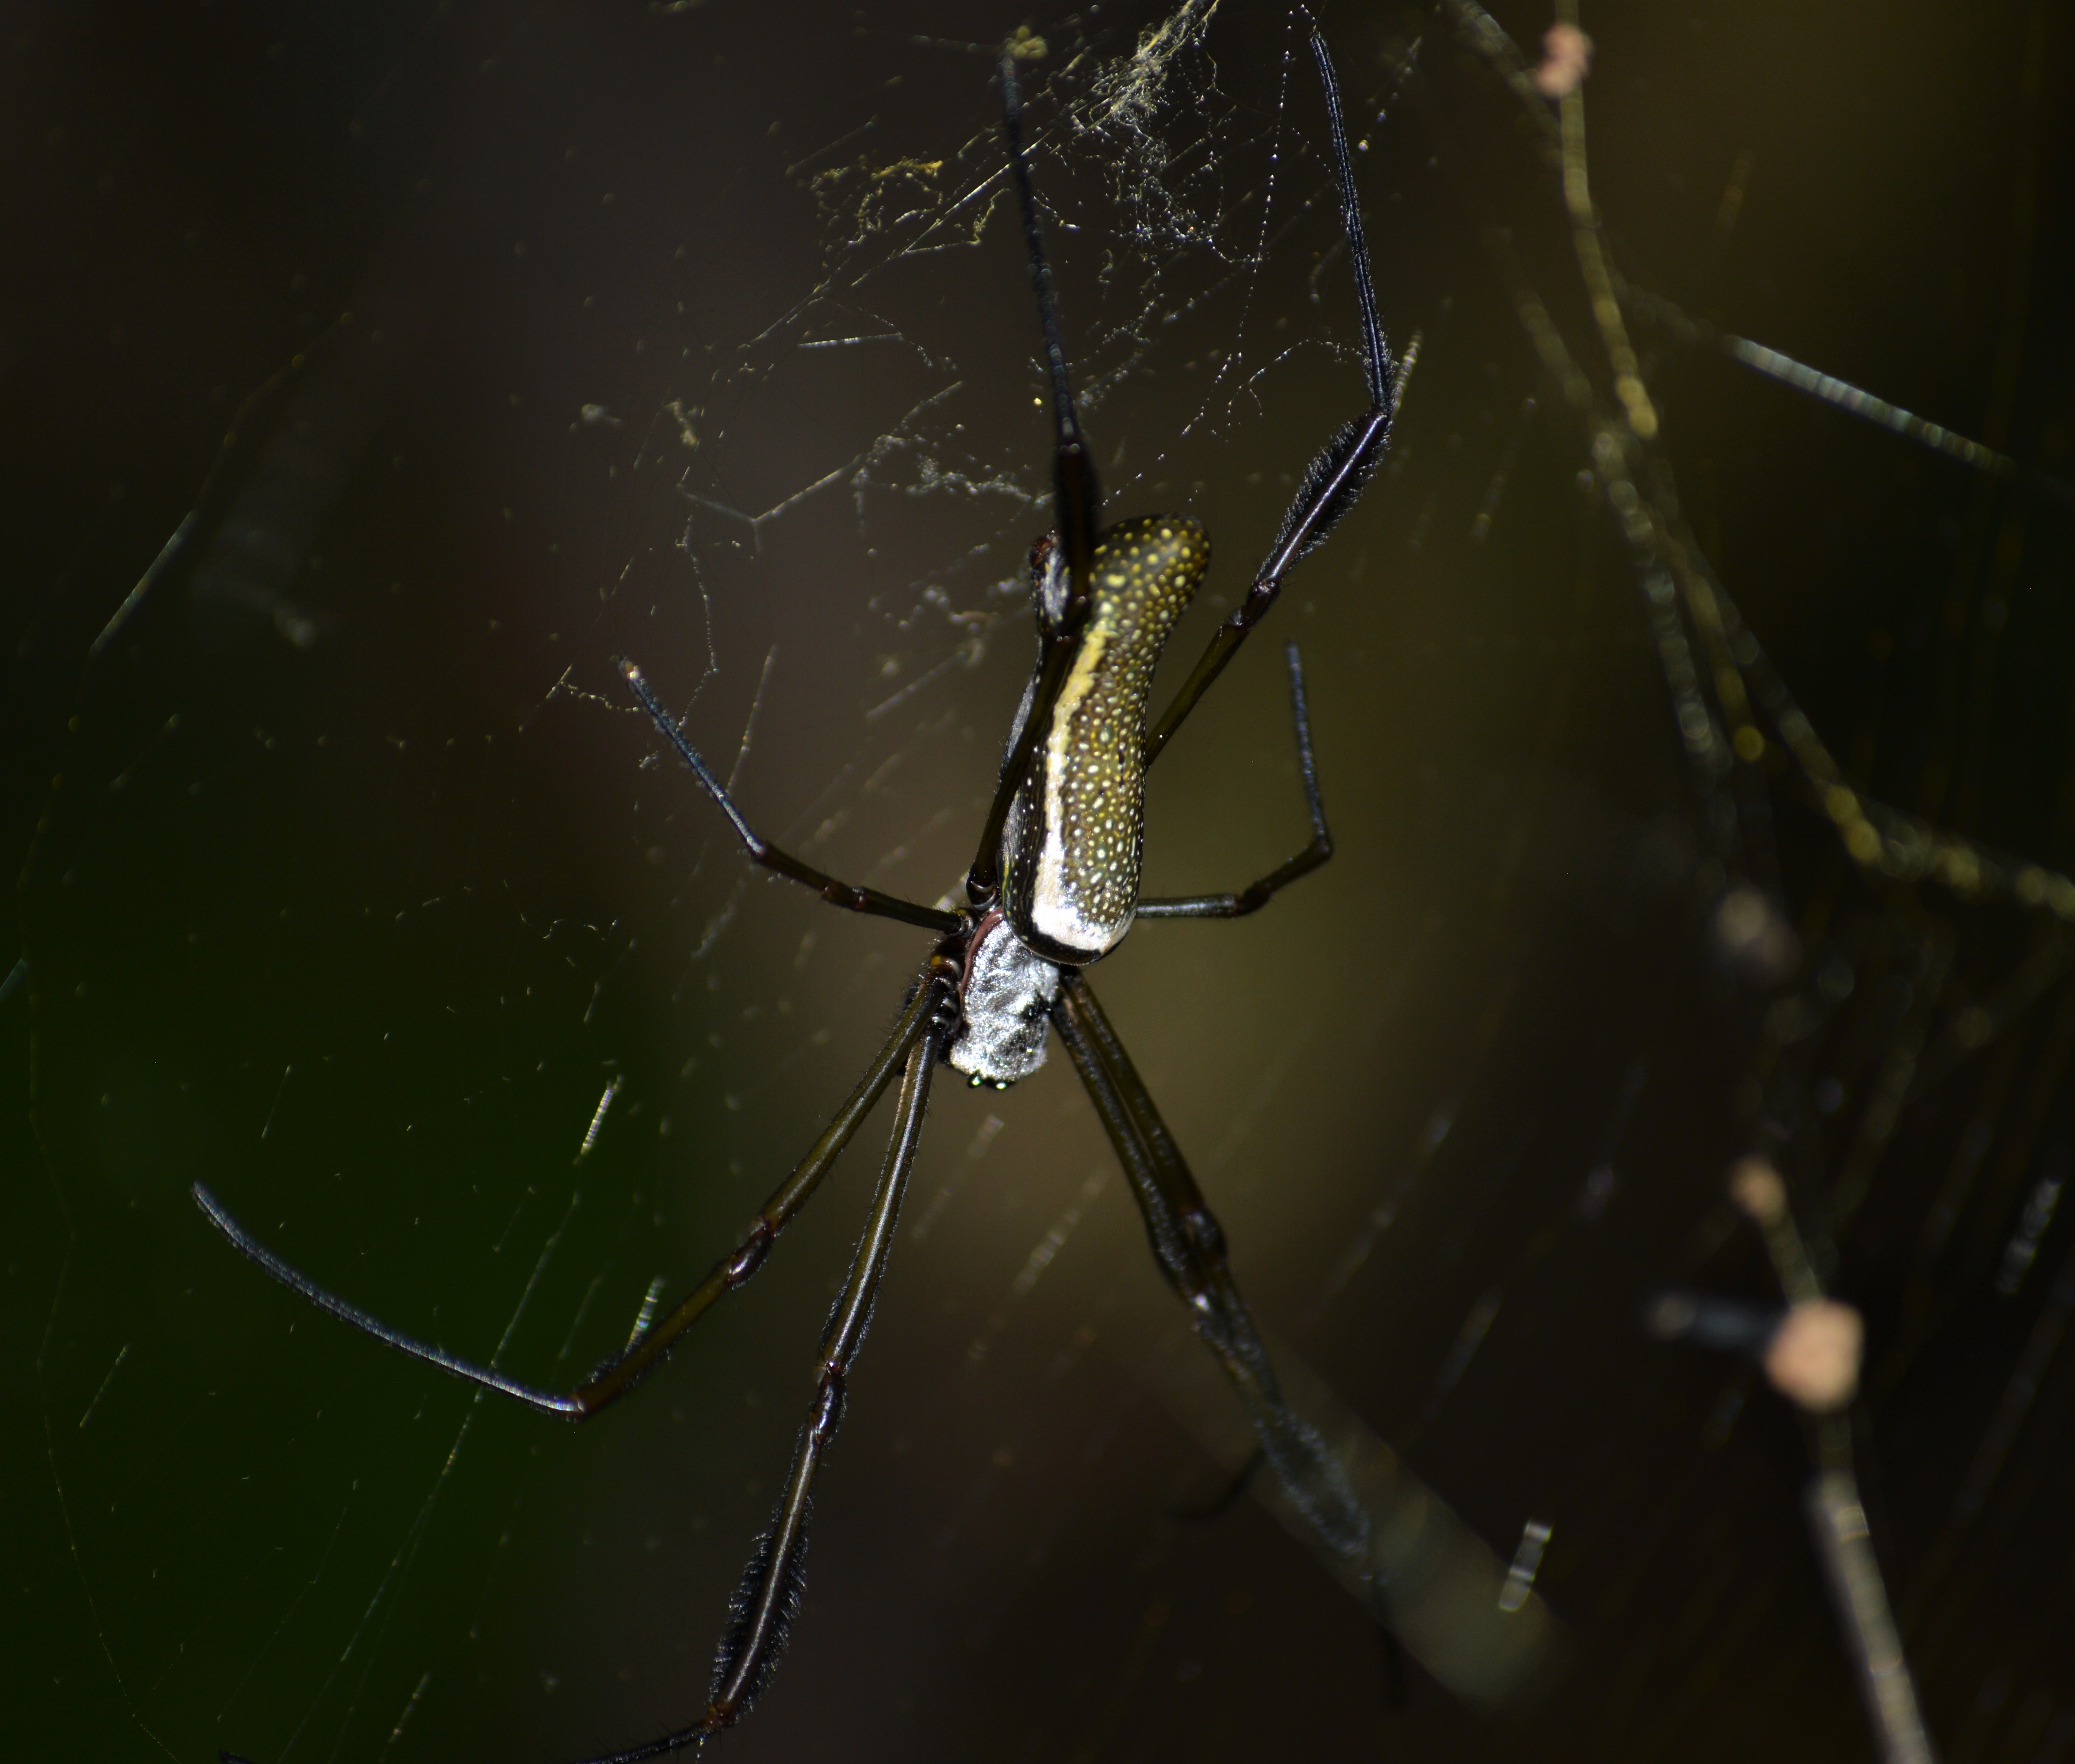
[{"left": 1006, "top": 515, "right": 1210, "bottom": 964}]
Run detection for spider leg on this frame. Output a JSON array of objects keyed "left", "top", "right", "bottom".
[
  {"left": 1049, "top": 970, "right": 1371, "bottom": 1567},
  {"left": 623, "top": 659, "right": 962, "bottom": 935},
  {"left": 1143, "top": 26, "right": 1398, "bottom": 771},
  {"left": 576, "top": 1009, "right": 952, "bottom": 1764},
  {"left": 1136, "top": 644, "right": 1333, "bottom": 919},
  {"left": 192, "top": 961, "right": 960, "bottom": 1422},
  {"left": 965, "top": 41, "right": 1102, "bottom": 904}
]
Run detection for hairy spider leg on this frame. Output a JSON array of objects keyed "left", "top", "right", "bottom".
[
  {"left": 621, "top": 658, "right": 961, "bottom": 936},
  {"left": 1142, "top": 26, "right": 1399, "bottom": 770},
  {"left": 1050, "top": 971, "right": 1372, "bottom": 1566},
  {"left": 191, "top": 963, "right": 957, "bottom": 1424},
  {"left": 965, "top": 43, "right": 1103, "bottom": 904},
  {"left": 578, "top": 1008, "right": 954, "bottom": 1764},
  {"left": 1136, "top": 643, "right": 1334, "bottom": 919}
]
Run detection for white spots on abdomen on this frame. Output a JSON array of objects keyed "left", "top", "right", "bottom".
[{"left": 1005, "top": 515, "right": 1209, "bottom": 964}]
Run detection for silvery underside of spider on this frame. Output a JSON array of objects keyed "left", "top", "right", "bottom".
[{"left": 946, "top": 909, "right": 1062, "bottom": 1088}]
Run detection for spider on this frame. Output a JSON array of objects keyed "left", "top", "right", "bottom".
[{"left": 193, "top": 25, "right": 1398, "bottom": 1761}]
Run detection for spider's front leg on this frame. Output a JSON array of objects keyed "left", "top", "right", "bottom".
[
  {"left": 962, "top": 42, "right": 1103, "bottom": 905},
  {"left": 1142, "top": 27, "right": 1400, "bottom": 771}
]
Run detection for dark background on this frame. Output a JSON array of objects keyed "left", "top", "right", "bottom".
[{"left": 6, "top": 3, "right": 2075, "bottom": 1761}]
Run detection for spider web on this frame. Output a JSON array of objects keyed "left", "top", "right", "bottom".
[{"left": 9, "top": 2, "right": 2075, "bottom": 1761}]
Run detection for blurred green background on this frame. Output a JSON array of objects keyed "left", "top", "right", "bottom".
[{"left": 7, "top": 2, "right": 2075, "bottom": 1761}]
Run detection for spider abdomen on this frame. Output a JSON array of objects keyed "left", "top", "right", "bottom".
[{"left": 1002, "top": 515, "right": 1209, "bottom": 964}]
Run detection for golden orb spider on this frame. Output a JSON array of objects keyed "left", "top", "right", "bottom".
[{"left": 195, "top": 22, "right": 1398, "bottom": 1760}]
